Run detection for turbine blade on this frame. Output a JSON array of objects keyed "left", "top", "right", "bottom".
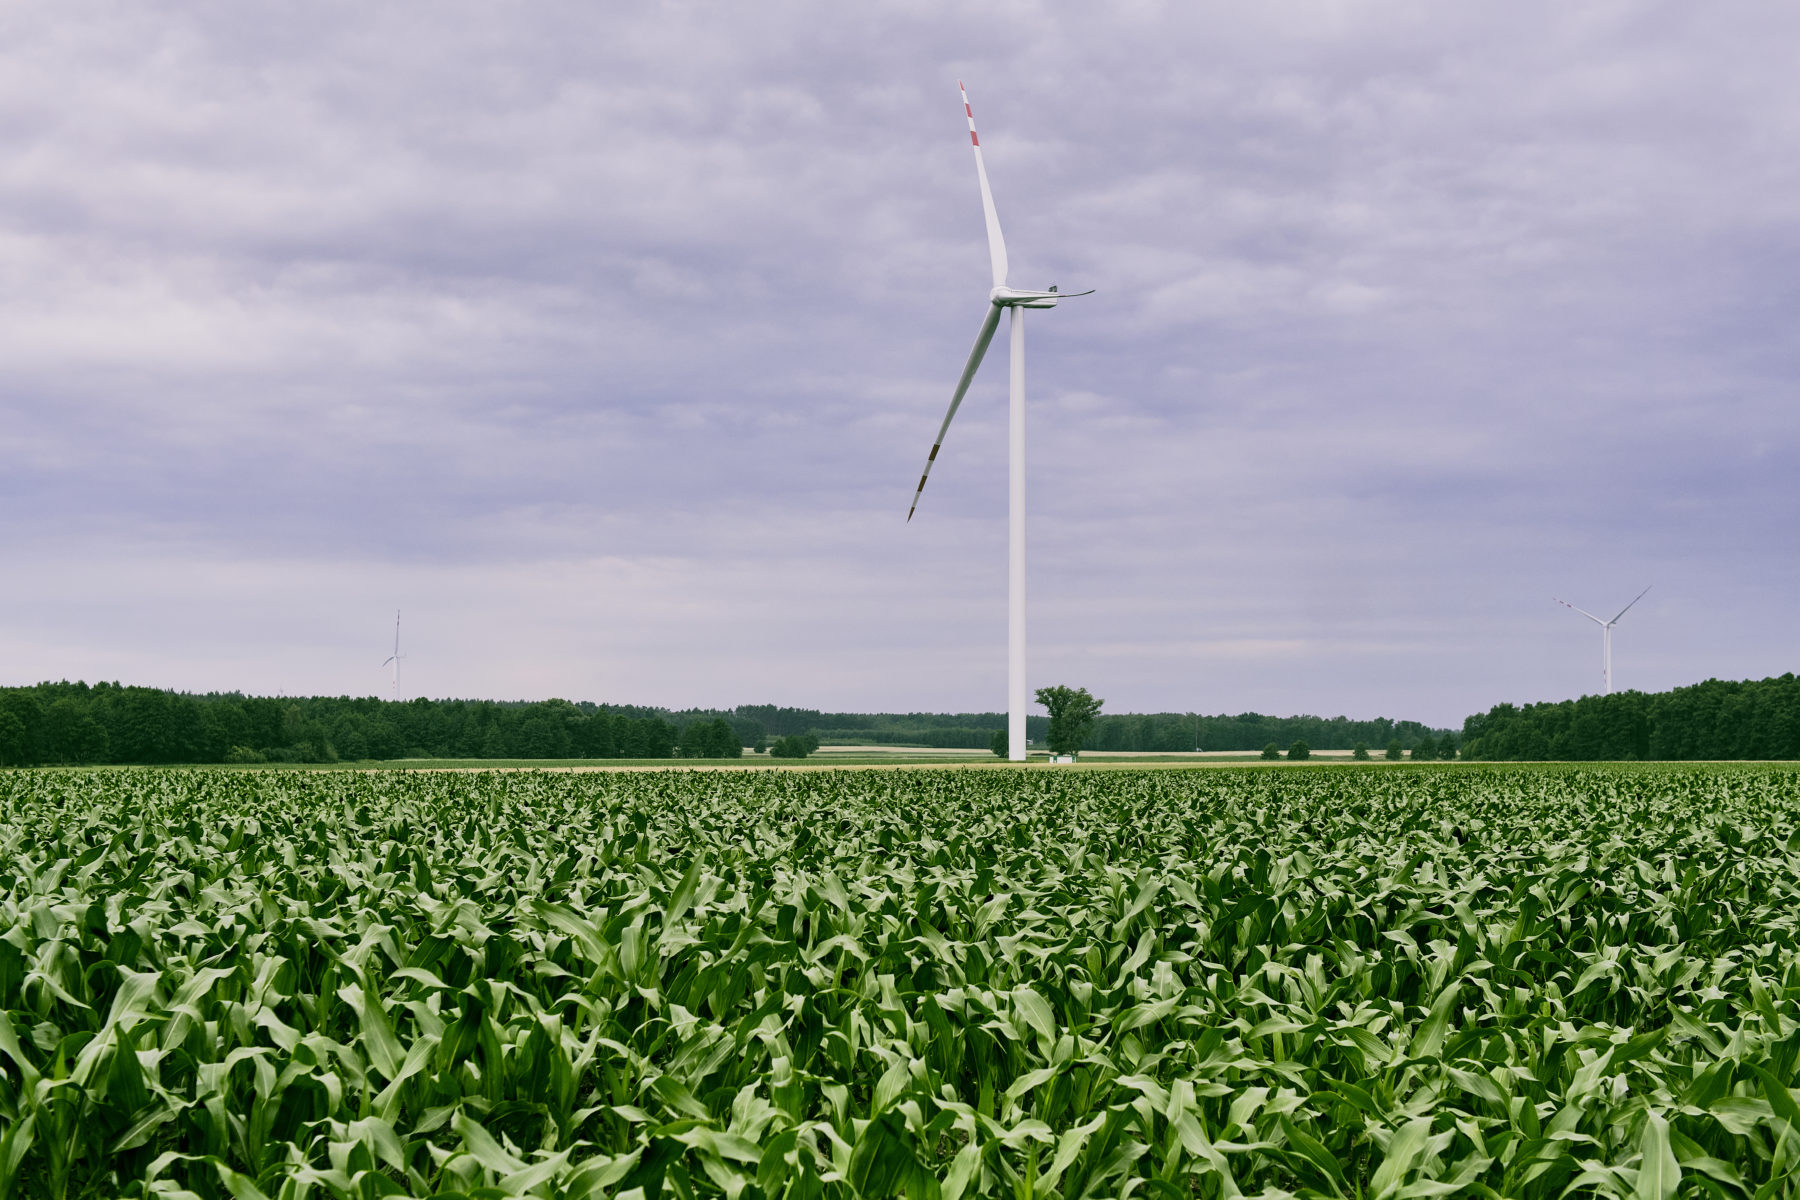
[
  {"left": 960, "top": 82, "right": 1008, "bottom": 287},
  {"left": 1609, "top": 585, "right": 1652, "bottom": 624},
  {"left": 381, "top": 656, "right": 396, "bottom": 667},
  {"left": 1556, "top": 598, "right": 1606, "bottom": 625},
  {"left": 908, "top": 303, "right": 1004, "bottom": 521}
]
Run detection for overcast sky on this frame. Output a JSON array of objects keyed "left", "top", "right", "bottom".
[{"left": 3, "top": 3, "right": 1796, "bottom": 726}]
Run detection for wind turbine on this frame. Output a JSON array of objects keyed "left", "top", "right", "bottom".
[
  {"left": 907, "top": 81, "right": 1091, "bottom": 762},
  {"left": 1555, "top": 586, "right": 1650, "bottom": 695},
  {"left": 381, "top": 610, "right": 405, "bottom": 701}
]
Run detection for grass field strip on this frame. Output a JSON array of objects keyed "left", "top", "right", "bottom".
[{"left": 2, "top": 765, "right": 1799, "bottom": 1197}]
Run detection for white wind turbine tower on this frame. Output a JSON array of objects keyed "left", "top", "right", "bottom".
[
  {"left": 1556, "top": 586, "right": 1651, "bottom": 695},
  {"left": 907, "top": 82, "right": 1091, "bottom": 763},
  {"left": 381, "top": 610, "right": 405, "bottom": 701}
]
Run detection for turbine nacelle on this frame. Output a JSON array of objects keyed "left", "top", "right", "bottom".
[{"left": 988, "top": 285, "right": 1093, "bottom": 309}]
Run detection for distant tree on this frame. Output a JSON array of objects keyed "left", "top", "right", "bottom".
[
  {"left": 1034, "top": 685, "right": 1104, "bottom": 757},
  {"left": 336, "top": 728, "right": 370, "bottom": 762},
  {"left": 1385, "top": 740, "right": 1403, "bottom": 761},
  {"left": 991, "top": 729, "right": 1008, "bottom": 757},
  {"left": 196, "top": 704, "right": 240, "bottom": 761},
  {"left": 1438, "top": 736, "right": 1457, "bottom": 761},
  {"left": 643, "top": 719, "right": 678, "bottom": 759},
  {"left": 46, "top": 698, "right": 109, "bottom": 764},
  {"left": 729, "top": 716, "right": 766, "bottom": 751},
  {"left": 575, "top": 713, "right": 617, "bottom": 758},
  {"left": 801, "top": 731, "right": 821, "bottom": 753},
  {"left": 302, "top": 726, "right": 338, "bottom": 762},
  {"left": 0, "top": 694, "right": 42, "bottom": 765},
  {"left": 0, "top": 710, "right": 27, "bottom": 767},
  {"left": 364, "top": 719, "right": 403, "bottom": 760},
  {"left": 1261, "top": 743, "right": 1281, "bottom": 760},
  {"left": 752, "top": 737, "right": 768, "bottom": 753},
  {"left": 770, "top": 735, "right": 811, "bottom": 759},
  {"left": 694, "top": 719, "right": 738, "bottom": 755},
  {"left": 679, "top": 717, "right": 737, "bottom": 758},
  {"left": 280, "top": 704, "right": 307, "bottom": 754},
  {"left": 1288, "top": 740, "right": 1310, "bottom": 761},
  {"left": 518, "top": 712, "right": 572, "bottom": 759},
  {"left": 1352, "top": 742, "right": 1370, "bottom": 760},
  {"left": 1411, "top": 736, "right": 1437, "bottom": 761},
  {"left": 614, "top": 718, "right": 647, "bottom": 758},
  {"left": 117, "top": 689, "right": 177, "bottom": 763}
]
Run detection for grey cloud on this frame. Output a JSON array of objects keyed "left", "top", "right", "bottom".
[{"left": 2, "top": 2, "right": 1797, "bottom": 724}]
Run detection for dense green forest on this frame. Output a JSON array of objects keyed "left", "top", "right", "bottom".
[
  {"left": 708, "top": 706, "right": 1448, "bottom": 752},
  {"left": 1461, "top": 673, "right": 1800, "bottom": 760},
  {"left": 0, "top": 683, "right": 719, "bottom": 766},
  {"left": 0, "top": 680, "right": 1449, "bottom": 765},
  {"left": 724, "top": 707, "right": 1047, "bottom": 746},
  {"left": 1082, "top": 711, "right": 1445, "bottom": 753},
  {"left": 8, "top": 672, "right": 1793, "bottom": 765}
]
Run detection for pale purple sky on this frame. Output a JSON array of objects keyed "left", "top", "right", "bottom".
[{"left": 3, "top": 3, "right": 1796, "bottom": 726}]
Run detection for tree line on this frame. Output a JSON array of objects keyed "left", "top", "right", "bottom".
[
  {"left": 0, "top": 684, "right": 994, "bottom": 765},
  {"left": 1460, "top": 674, "right": 1800, "bottom": 761},
  {"left": 1083, "top": 711, "right": 1448, "bottom": 753},
  {"left": 0, "top": 679, "right": 1455, "bottom": 766},
  {"left": 0, "top": 683, "right": 717, "bottom": 766},
  {"left": 730, "top": 707, "right": 1049, "bottom": 740},
  {"left": 761, "top": 710, "right": 1450, "bottom": 752}
]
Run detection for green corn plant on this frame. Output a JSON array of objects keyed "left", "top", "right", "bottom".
[{"left": 0, "top": 763, "right": 1798, "bottom": 1197}]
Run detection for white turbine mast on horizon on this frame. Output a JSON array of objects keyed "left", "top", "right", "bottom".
[
  {"left": 1555, "top": 586, "right": 1651, "bottom": 695},
  {"left": 381, "top": 610, "right": 405, "bottom": 701},
  {"left": 906, "top": 82, "right": 1091, "bottom": 763}
]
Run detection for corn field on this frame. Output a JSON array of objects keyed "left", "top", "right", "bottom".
[{"left": 3, "top": 764, "right": 1800, "bottom": 1198}]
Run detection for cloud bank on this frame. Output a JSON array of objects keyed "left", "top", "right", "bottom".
[{"left": 2, "top": 2, "right": 1796, "bottom": 724}]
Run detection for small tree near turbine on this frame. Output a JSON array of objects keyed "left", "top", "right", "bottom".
[
  {"left": 770, "top": 734, "right": 817, "bottom": 760},
  {"left": 1034, "top": 685, "right": 1103, "bottom": 758}
]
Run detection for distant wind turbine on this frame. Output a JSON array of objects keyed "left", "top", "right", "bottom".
[
  {"left": 1556, "top": 587, "right": 1651, "bottom": 695},
  {"left": 906, "top": 81, "right": 1092, "bottom": 762},
  {"left": 381, "top": 610, "right": 405, "bottom": 701}
]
